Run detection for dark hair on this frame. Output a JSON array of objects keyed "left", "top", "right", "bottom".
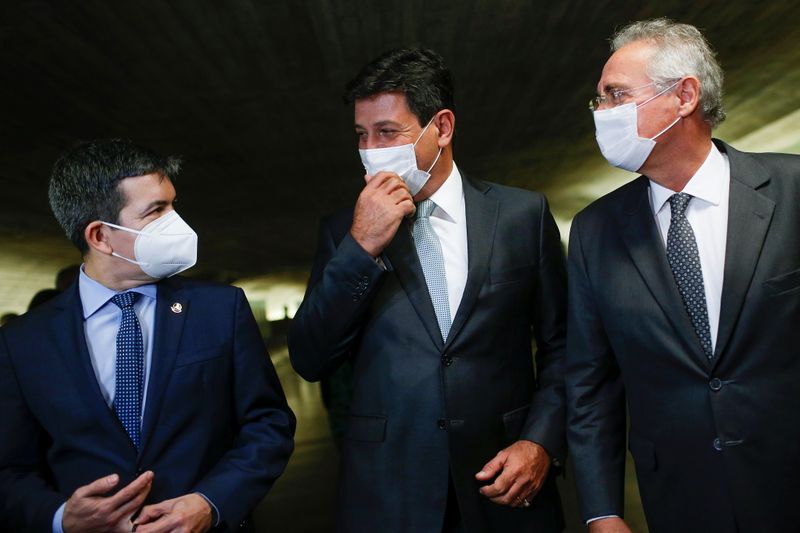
[
  {"left": 345, "top": 47, "right": 455, "bottom": 126},
  {"left": 48, "top": 139, "right": 181, "bottom": 254}
]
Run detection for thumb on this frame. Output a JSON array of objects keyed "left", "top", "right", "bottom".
[
  {"left": 475, "top": 451, "right": 507, "bottom": 480},
  {"left": 363, "top": 173, "right": 373, "bottom": 184}
]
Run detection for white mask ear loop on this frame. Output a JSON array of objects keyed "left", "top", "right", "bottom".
[
  {"left": 650, "top": 116, "right": 681, "bottom": 141},
  {"left": 100, "top": 221, "right": 148, "bottom": 265},
  {"left": 413, "top": 114, "right": 442, "bottom": 173},
  {"left": 426, "top": 146, "right": 443, "bottom": 173},
  {"left": 100, "top": 220, "right": 146, "bottom": 236},
  {"left": 413, "top": 115, "right": 437, "bottom": 147}
]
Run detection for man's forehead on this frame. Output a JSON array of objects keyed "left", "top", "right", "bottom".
[
  {"left": 354, "top": 91, "right": 416, "bottom": 125},
  {"left": 599, "top": 40, "right": 655, "bottom": 88}
]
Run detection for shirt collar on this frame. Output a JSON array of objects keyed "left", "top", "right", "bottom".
[
  {"left": 649, "top": 143, "right": 726, "bottom": 215},
  {"left": 427, "top": 162, "right": 464, "bottom": 223},
  {"left": 78, "top": 265, "right": 158, "bottom": 319}
]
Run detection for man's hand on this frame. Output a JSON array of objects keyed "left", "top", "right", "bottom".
[
  {"left": 588, "top": 517, "right": 633, "bottom": 533},
  {"left": 475, "top": 440, "right": 551, "bottom": 508},
  {"left": 350, "top": 171, "right": 416, "bottom": 257},
  {"left": 62, "top": 471, "right": 153, "bottom": 533},
  {"left": 133, "top": 493, "right": 213, "bottom": 533}
]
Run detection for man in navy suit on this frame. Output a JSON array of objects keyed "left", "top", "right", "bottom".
[
  {"left": 289, "top": 48, "right": 567, "bottom": 532},
  {"left": 566, "top": 19, "right": 800, "bottom": 533},
  {"left": 0, "top": 139, "right": 295, "bottom": 532}
]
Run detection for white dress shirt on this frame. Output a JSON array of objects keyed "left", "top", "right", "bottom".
[
  {"left": 649, "top": 143, "right": 730, "bottom": 351},
  {"left": 426, "top": 162, "right": 469, "bottom": 320}
]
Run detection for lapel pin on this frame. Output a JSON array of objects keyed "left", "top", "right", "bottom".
[{"left": 170, "top": 302, "right": 183, "bottom": 314}]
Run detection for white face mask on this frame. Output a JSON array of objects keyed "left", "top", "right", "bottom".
[
  {"left": 358, "top": 116, "right": 443, "bottom": 196},
  {"left": 101, "top": 210, "right": 198, "bottom": 279},
  {"left": 593, "top": 80, "right": 681, "bottom": 172}
]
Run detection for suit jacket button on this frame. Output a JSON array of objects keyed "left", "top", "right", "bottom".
[
  {"left": 713, "top": 437, "right": 722, "bottom": 451},
  {"left": 437, "top": 419, "right": 447, "bottom": 430},
  {"left": 441, "top": 355, "right": 453, "bottom": 367},
  {"left": 709, "top": 378, "right": 722, "bottom": 391}
]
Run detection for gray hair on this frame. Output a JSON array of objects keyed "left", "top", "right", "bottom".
[
  {"left": 49, "top": 139, "right": 181, "bottom": 254},
  {"left": 611, "top": 18, "right": 726, "bottom": 127}
]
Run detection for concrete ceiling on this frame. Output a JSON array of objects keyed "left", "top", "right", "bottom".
[{"left": 1, "top": 0, "right": 799, "bottom": 313}]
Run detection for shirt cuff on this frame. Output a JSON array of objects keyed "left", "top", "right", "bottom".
[
  {"left": 196, "top": 492, "right": 220, "bottom": 527},
  {"left": 587, "top": 514, "right": 620, "bottom": 524},
  {"left": 52, "top": 502, "right": 66, "bottom": 533}
]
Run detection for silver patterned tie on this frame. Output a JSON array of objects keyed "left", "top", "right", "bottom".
[
  {"left": 412, "top": 199, "right": 452, "bottom": 342},
  {"left": 666, "top": 193, "right": 714, "bottom": 359}
]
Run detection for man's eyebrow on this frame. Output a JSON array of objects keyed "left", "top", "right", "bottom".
[{"left": 138, "top": 199, "right": 170, "bottom": 216}]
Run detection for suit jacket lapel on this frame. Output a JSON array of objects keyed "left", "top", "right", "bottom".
[
  {"left": 383, "top": 219, "right": 445, "bottom": 350},
  {"left": 139, "top": 276, "right": 188, "bottom": 453},
  {"left": 52, "top": 285, "right": 130, "bottom": 441},
  {"left": 620, "top": 177, "right": 710, "bottom": 368},
  {"left": 713, "top": 141, "right": 775, "bottom": 364},
  {"left": 444, "top": 176, "right": 497, "bottom": 350}
]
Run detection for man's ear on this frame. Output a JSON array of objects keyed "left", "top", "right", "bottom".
[
  {"left": 676, "top": 76, "right": 701, "bottom": 118},
  {"left": 434, "top": 109, "right": 455, "bottom": 147},
  {"left": 84, "top": 221, "right": 114, "bottom": 255}
]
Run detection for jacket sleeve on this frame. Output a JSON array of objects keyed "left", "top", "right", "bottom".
[
  {"left": 287, "top": 217, "right": 386, "bottom": 382},
  {"left": 192, "top": 288, "right": 296, "bottom": 528},
  {"left": 564, "top": 213, "right": 627, "bottom": 521},
  {"left": 519, "top": 195, "right": 568, "bottom": 465},
  {"left": 0, "top": 329, "right": 66, "bottom": 533}
]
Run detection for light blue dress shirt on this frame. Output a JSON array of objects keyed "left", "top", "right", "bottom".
[{"left": 53, "top": 268, "right": 218, "bottom": 531}]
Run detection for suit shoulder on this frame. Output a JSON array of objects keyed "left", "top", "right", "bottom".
[
  {"left": 574, "top": 176, "right": 645, "bottom": 224},
  {"left": 478, "top": 180, "right": 549, "bottom": 212},
  {"left": 747, "top": 150, "right": 800, "bottom": 177},
  {"left": 167, "top": 277, "right": 244, "bottom": 301},
  {"left": 0, "top": 291, "right": 69, "bottom": 339}
]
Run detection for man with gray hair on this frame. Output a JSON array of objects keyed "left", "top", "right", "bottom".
[{"left": 566, "top": 18, "right": 800, "bottom": 533}]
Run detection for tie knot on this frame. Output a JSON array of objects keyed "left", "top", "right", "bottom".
[
  {"left": 415, "top": 199, "right": 436, "bottom": 219},
  {"left": 669, "top": 192, "right": 692, "bottom": 216},
  {"left": 111, "top": 292, "right": 137, "bottom": 310}
]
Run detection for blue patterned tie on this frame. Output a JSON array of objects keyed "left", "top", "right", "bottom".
[
  {"left": 412, "top": 199, "right": 452, "bottom": 342},
  {"left": 111, "top": 292, "right": 144, "bottom": 448},
  {"left": 666, "top": 193, "right": 714, "bottom": 359}
]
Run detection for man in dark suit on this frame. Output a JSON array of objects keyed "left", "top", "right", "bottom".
[
  {"left": 566, "top": 18, "right": 800, "bottom": 533},
  {"left": 0, "top": 139, "right": 296, "bottom": 532},
  {"left": 288, "top": 48, "right": 567, "bottom": 532}
]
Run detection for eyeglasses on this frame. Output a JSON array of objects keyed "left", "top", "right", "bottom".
[{"left": 588, "top": 80, "right": 678, "bottom": 111}]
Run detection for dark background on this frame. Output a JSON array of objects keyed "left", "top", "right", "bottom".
[{"left": 1, "top": 0, "right": 798, "bottom": 297}]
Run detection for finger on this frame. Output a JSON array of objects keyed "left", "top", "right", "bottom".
[
  {"left": 475, "top": 451, "right": 506, "bottom": 481},
  {"left": 379, "top": 175, "right": 410, "bottom": 195},
  {"left": 132, "top": 514, "right": 176, "bottom": 533},
  {"left": 133, "top": 501, "right": 168, "bottom": 525},
  {"left": 113, "top": 482, "right": 152, "bottom": 522},
  {"left": 366, "top": 171, "right": 396, "bottom": 189},
  {"left": 489, "top": 479, "right": 526, "bottom": 507},
  {"left": 363, "top": 173, "right": 372, "bottom": 184},
  {"left": 388, "top": 187, "right": 413, "bottom": 204},
  {"left": 75, "top": 473, "right": 120, "bottom": 498},
  {"left": 108, "top": 471, "right": 154, "bottom": 509},
  {"left": 479, "top": 467, "right": 516, "bottom": 498},
  {"left": 397, "top": 198, "right": 416, "bottom": 217}
]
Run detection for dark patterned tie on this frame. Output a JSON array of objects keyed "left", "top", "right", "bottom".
[
  {"left": 110, "top": 292, "right": 144, "bottom": 448},
  {"left": 412, "top": 199, "right": 452, "bottom": 341},
  {"left": 666, "top": 193, "right": 714, "bottom": 359}
]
